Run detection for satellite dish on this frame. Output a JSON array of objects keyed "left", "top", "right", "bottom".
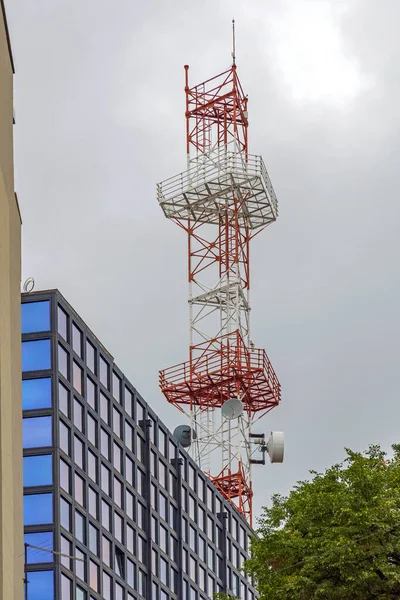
[
  {"left": 267, "top": 431, "right": 284, "bottom": 463},
  {"left": 173, "top": 425, "right": 197, "bottom": 448},
  {"left": 221, "top": 397, "right": 244, "bottom": 420}
]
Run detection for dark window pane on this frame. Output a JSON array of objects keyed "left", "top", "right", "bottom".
[
  {"left": 60, "top": 497, "right": 71, "bottom": 531},
  {"left": 23, "top": 455, "right": 52, "bottom": 487},
  {"left": 23, "top": 416, "right": 52, "bottom": 448},
  {"left": 22, "top": 377, "right": 51, "bottom": 410},
  {"left": 58, "top": 306, "right": 68, "bottom": 340},
  {"left": 24, "top": 532, "right": 53, "bottom": 564},
  {"left": 125, "top": 422, "right": 133, "bottom": 452},
  {"left": 24, "top": 493, "right": 53, "bottom": 525},
  {"left": 87, "top": 377, "right": 96, "bottom": 410},
  {"left": 113, "top": 442, "right": 122, "bottom": 473},
  {"left": 125, "top": 388, "right": 133, "bottom": 417},
  {"left": 60, "top": 421, "right": 70, "bottom": 455},
  {"left": 113, "top": 407, "right": 121, "bottom": 438},
  {"left": 58, "top": 344, "right": 69, "bottom": 378},
  {"left": 60, "top": 458, "right": 71, "bottom": 493},
  {"left": 59, "top": 381, "right": 69, "bottom": 416},
  {"left": 22, "top": 301, "right": 50, "bottom": 333},
  {"left": 101, "top": 499, "right": 111, "bottom": 531},
  {"left": 89, "top": 523, "right": 98, "bottom": 555},
  {"left": 101, "top": 429, "right": 110, "bottom": 461},
  {"left": 114, "top": 477, "right": 123, "bottom": 508},
  {"left": 99, "top": 356, "right": 109, "bottom": 389},
  {"left": 127, "top": 524, "right": 134, "bottom": 554},
  {"left": 72, "top": 323, "right": 83, "bottom": 357},
  {"left": 74, "top": 436, "right": 84, "bottom": 469},
  {"left": 86, "top": 340, "right": 96, "bottom": 373},
  {"left": 114, "top": 512, "right": 123, "bottom": 541},
  {"left": 73, "top": 361, "right": 83, "bottom": 395},
  {"left": 28, "top": 570, "right": 54, "bottom": 600},
  {"left": 113, "top": 372, "right": 121, "bottom": 403},
  {"left": 101, "top": 465, "right": 110, "bottom": 495},
  {"left": 22, "top": 340, "right": 51, "bottom": 372}
]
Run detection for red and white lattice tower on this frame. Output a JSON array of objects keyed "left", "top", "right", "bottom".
[{"left": 157, "top": 29, "right": 281, "bottom": 525}]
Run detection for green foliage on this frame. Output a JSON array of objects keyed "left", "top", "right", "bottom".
[
  {"left": 213, "top": 594, "right": 239, "bottom": 600},
  {"left": 245, "top": 444, "right": 400, "bottom": 600}
]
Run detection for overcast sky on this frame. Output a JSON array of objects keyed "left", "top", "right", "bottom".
[{"left": 7, "top": 0, "right": 400, "bottom": 520}]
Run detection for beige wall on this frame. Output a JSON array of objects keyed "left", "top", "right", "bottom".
[{"left": 0, "top": 2, "right": 23, "bottom": 599}]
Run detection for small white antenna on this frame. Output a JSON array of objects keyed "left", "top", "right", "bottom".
[
  {"left": 23, "top": 278, "right": 35, "bottom": 293},
  {"left": 232, "top": 18, "right": 236, "bottom": 66}
]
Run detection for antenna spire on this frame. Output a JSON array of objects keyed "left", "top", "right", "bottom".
[{"left": 232, "top": 18, "right": 236, "bottom": 65}]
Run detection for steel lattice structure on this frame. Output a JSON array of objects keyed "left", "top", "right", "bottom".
[{"left": 157, "top": 51, "right": 281, "bottom": 525}]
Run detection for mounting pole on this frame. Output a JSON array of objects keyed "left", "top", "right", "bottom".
[
  {"left": 232, "top": 19, "right": 236, "bottom": 65},
  {"left": 24, "top": 543, "right": 28, "bottom": 600}
]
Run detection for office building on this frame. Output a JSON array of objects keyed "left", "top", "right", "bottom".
[
  {"left": 22, "top": 289, "right": 257, "bottom": 600},
  {"left": 0, "top": 1, "right": 24, "bottom": 598}
]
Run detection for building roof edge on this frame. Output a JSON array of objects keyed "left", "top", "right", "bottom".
[{"left": 1, "top": 0, "right": 15, "bottom": 74}]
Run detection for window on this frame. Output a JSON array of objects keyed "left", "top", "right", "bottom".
[
  {"left": 89, "top": 523, "right": 99, "bottom": 555},
  {"left": 113, "top": 407, "right": 122, "bottom": 438},
  {"left": 89, "top": 487, "right": 98, "bottom": 519},
  {"left": 159, "top": 461, "right": 167, "bottom": 490},
  {"left": 188, "top": 465, "right": 195, "bottom": 490},
  {"left": 22, "top": 377, "right": 51, "bottom": 410},
  {"left": 102, "top": 535, "right": 111, "bottom": 566},
  {"left": 125, "top": 387, "right": 133, "bottom": 417},
  {"left": 151, "top": 516, "right": 157, "bottom": 542},
  {"left": 114, "top": 512, "right": 123, "bottom": 542},
  {"left": 61, "top": 535, "right": 71, "bottom": 569},
  {"left": 74, "top": 436, "right": 84, "bottom": 469},
  {"left": 151, "top": 451, "right": 157, "bottom": 477},
  {"left": 58, "top": 306, "right": 68, "bottom": 339},
  {"left": 86, "top": 340, "right": 96, "bottom": 373},
  {"left": 159, "top": 524, "right": 167, "bottom": 553},
  {"left": 24, "top": 493, "right": 53, "bottom": 525},
  {"left": 88, "top": 450, "right": 97, "bottom": 483},
  {"left": 23, "top": 455, "right": 52, "bottom": 487},
  {"left": 207, "top": 487, "right": 213, "bottom": 511},
  {"left": 198, "top": 536, "right": 206, "bottom": 562},
  {"left": 75, "top": 473, "right": 85, "bottom": 506},
  {"left": 60, "top": 497, "right": 71, "bottom": 531},
  {"left": 189, "top": 495, "right": 196, "bottom": 520},
  {"left": 160, "top": 556, "right": 168, "bottom": 585},
  {"left": 23, "top": 416, "right": 52, "bottom": 448},
  {"left": 137, "top": 469, "right": 144, "bottom": 496},
  {"left": 127, "top": 557, "right": 135, "bottom": 588},
  {"left": 127, "top": 523, "right": 134, "bottom": 553},
  {"left": 61, "top": 573, "right": 71, "bottom": 600},
  {"left": 22, "top": 340, "right": 51, "bottom": 372},
  {"left": 22, "top": 300, "right": 50, "bottom": 333},
  {"left": 159, "top": 493, "right": 167, "bottom": 521},
  {"left": 137, "top": 435, "right": 144, "bottom": 463},
  {"left": 74, "top": 398, "right": 84, "bottom": 430},
  {"left": 101, "top": 464, "right": 110, "bottom": 495},
  {"left": 103, "top": 571, "right": 111, "bottom": 600},
  {"left": 137, "top": 401, "right": 145, "bottom": 424},
  {"left": 113, "top": 442, "right": 122, "bottom": 473},
  {"left": 58, "top": 344, "right": 68, "bottom": 378},
  {"left": 138, "top": 569, "right": 146, "bottom": 596},
  {"left": 72, "top": 323, "right": 83, "bottom": 357},
  {"left": 59, "top": 381, "right": 69, "bottom": 416},
  {"left": 24, "top": 531, "right": 53, "bottom": 563},
  {"left": 189, "top": 525, "right": 196, "bottom": 551},
  {"left": 87, "top": 414, "right": 96, "bottom": 446},
  {"left": 76, "top": 587, "right": 86, "bottom": 600},
  {"left": 87, "top": 377, "right": 96, "bottom": 410},
  {"left": 151, "top": 548, "right": 158, "bottom": 575},
  {"left": 113, "top": 372, "right": 121, "bottom": 403},
  {"left": 125, "top": 456, "right": 134, "bottom": 486},
  {"left": 137, "top": 502, "right": 145, "bottom": 530},
  {"left": 75, "top": 511, "right": 86, "bottom": 543},
  {"left": 73, "top": 361, "right": 83, "bottom": 395},
  {"left": 59, "top": 421, "right": 70, "bottom": 455},
  {"left": 126, "top": 489, "right": 134, "bottom": 520},
  {"left": 114, "top": 477, "right": 123, "bottom": 508},
  {"left": 100, "top": 356, "right": 109, "bottom": 389},
  {"left": 89, "top": 560, "right": 99, "bottom": 591},
  {"left": 198, "top": 506, "right": 205, "bottom": 531},
  {"left": 115, "top": 546, "right": 124, "bottom": 578},
  {"left": 190, "top": 556, "right": 196, "bottom": 581},
  {"left": 125, "top": 422, "right": 133, "bottom": 452},
  {"left": 138, "top": 535, "right": 145, "bottom": 563},
  {"left": 116, "top": 582, "right": 124, "bottom": 600},
  {"left": 28, "top": 570, "right": 54, "bottom": 600},
  {"left": 100, "top": 391, "right": 109, "bottom": 424},
  {"left": 102, "top": 500, "right": 111, "bottom": 531},
  {"left": 151, "top": 483, "right": 157, "bottom": 508},
  {"left": 101, "top": 429, "right": 110, "bottom": 461},
  {"left": 199, "top": 565, "right": 206, "bottom": 591},
  {"left": 60, "top": 459, "right": 71, "bottom": 493}
]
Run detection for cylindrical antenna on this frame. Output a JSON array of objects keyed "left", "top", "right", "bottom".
[{"left": 232, "top": 18, "right": 236, "bottom": 65}]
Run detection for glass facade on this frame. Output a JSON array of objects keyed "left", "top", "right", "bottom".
[{"left": 22, "top": 290, "right": 256, "bottom": 600}]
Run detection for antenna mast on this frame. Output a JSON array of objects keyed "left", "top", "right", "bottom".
[{"left": 157, "top": 25, "right": 282, "bottom": 525}]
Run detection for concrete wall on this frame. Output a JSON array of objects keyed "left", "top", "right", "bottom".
[{"left": 0, "top": 2, "right": 23, "bottom": 598}]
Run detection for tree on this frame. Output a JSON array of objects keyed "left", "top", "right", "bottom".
[
  {"left": 245, "top": 444, "right": 400, "bottom": 600},
  {"left": 213, "top": 594, "right": 239, "bottom": 600}
]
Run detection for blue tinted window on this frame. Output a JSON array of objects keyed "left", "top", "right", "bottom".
[
  {"left": 27, "top": 570, "right": 54, "bottom": 600},
  {"left": 24, "top": 532, "right": 53, "bottom": 563},
  {"left": 23, "top": 417, "right": 52, "bottom": 449},
  {"left": 24, "top": 493, "right": 53, "bottom": 525},
  {"left": 21, "top": 301, "right": 50, "bottom": 333},
  {"left": 23, "top": 455, "right": 52, "bottom": 487},
  {"left": 22, "top": 340, "right": 51, "bottom": 372},
  {"left": 22, "top": 378, "right": 51, "bottom": 410}
]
